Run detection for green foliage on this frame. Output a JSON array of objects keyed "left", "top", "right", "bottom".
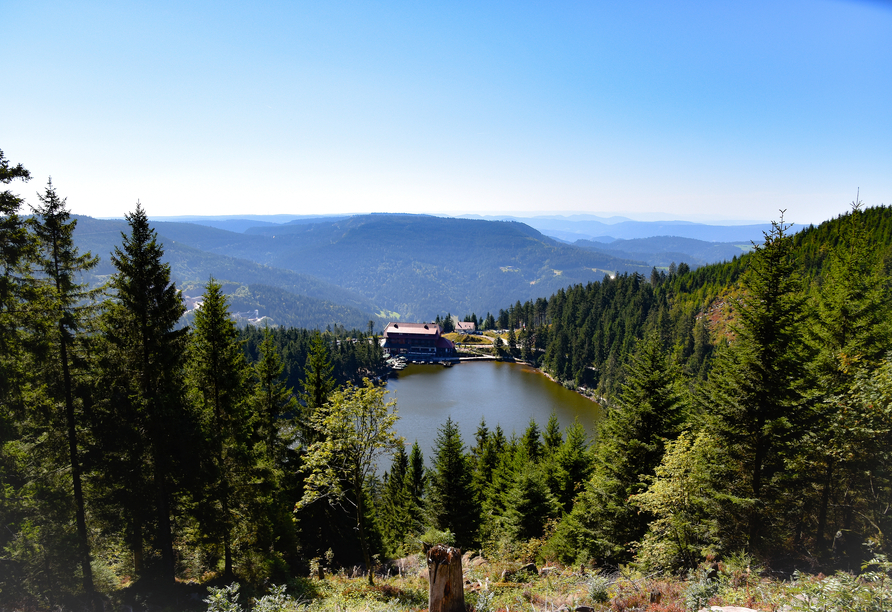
[
  {"left": 419, "top": 527, "right": 456, "bottom": 548},
  {"left": 297, "top": 379, "right": 401, "bottom": 584},
  {"left": 97, "top": 202, "right": 190, "bottom": 585},
  {"left": 684, "top": 569, "right": 720, "bottom": 612},
  {"left": 188, "top": 278, "right": 256, "bottom": 579},
  {"left": 586, "top": 572, "right": 612, "bottom": 604},
  {"left": 700, "top": 215, "right": 809, "bottom": 552},
  {"left": 784, "top": 565, "right": 892, "bottom": 612},
  {"left": 427, "top": 416, "right": 479, "bottom": 549},
  {"left": 30, "top": 178, "right": 101, "bottom": 595},
  {"left": 558, "top": 333, "right": 685, "bottom": 563},
  {"left": 631, "top": 431, "right": 732, "bottom": 570}
]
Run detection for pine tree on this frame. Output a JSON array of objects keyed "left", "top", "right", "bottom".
[
  {"left": 299, "top": 331, "right": 336, "bottom": 444},
  {"left": 0, "top": 149, "right": 34, "bottom": 414},
  {"left": 99, "top": 203, "right": 188, "bottom": 585},
  {"left": 521, "top": 419, "right": 542, "bottom": 463},
  {"left": 251, "top": 327, "right": 299, "bottom": 461},
  {"left": 406, "top": 440, "right": 426, "bottom": 511},
  {"left": 702, "top": 213, "right": 808, "bottom": 552},
  {"left": 552, "top": 418, "right": 591, "bottom": 512},
  {"left": 428, "top": 416, "right": 478, "bottom": 548},
  {"left": 188, "top": 278, "right": 253, "bottom": 579},
  {"left": 556, "top": 333, "right": 684, "bottom": 562},
  {"left": 30, "top": 179, "right": 100, "bottom": 597},
  {"left": 380, "top": 443, "right": 412, "bottom": 555},
  {"left": 503, "top": 449, "right": 560, "bottom": 542},
  {"left": 804, "top": 202, "right": 892, "bottom": 553}
]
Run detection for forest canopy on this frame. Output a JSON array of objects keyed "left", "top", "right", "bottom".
[{"left": 2, "top": 147, "right": 891, "bottom": 609}]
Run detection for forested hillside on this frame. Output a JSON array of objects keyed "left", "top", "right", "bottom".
[
  {"left": 71, "top": 215, "right": 384, "bottom": 330},
  {"left": 0, "top": 161, "right": 391, "bottom": 606},
  {"left": 3, "top": 146, "right": 891, "bottom": 609},
  {"left": 155, "top": 213, "right": 652, "bottom": 320},
  {"left": 480, "top": 205, "right": 892, "bottom": 573}
]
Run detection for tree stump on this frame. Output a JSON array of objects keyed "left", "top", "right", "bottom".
[{"left": 425, "top": 544, "right": 465, "bottom": 612}]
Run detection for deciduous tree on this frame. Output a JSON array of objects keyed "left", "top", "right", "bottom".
[{"left": 297, "top": 379, "right": 401, "bottom": 584}]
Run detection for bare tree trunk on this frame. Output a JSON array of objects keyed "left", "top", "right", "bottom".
[{"left": 425, "top": 544, "right": 464, "bottom": 612}]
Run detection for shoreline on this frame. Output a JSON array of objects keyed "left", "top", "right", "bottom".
[{"left": 386, "top": 353, "right": 601, "bottom": 406}]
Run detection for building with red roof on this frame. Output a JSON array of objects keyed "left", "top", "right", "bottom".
[{"left": 382, "top": 322, "right": 456, "bottom": 359}]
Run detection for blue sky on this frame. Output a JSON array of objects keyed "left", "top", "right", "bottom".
[{"left": 2, "top": 0, "right": 890, "bottom": 224}]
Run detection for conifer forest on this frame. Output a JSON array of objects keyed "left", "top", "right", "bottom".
[{"left": 2, "top": 149, "right": 892, "bottom": 609}]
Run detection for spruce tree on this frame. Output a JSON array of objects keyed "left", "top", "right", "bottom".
[
  {"left": 701, "top": 213, "right": 808, "bottom": 553},
  {"left": 251, "top": 327, "right": 299, "bottom": 461},
  {"left": 30, "top": 179, "right": 99, "bottom": 597},
  {"left": 380, "top": 443, "right": 412, "bottom": 555},
  {"left": 556, "top": 333, "right": 684, "bottom": 562},
  {"left": 187, "top": 278, "right": 253, "bottom": 579},
  {"left": 428, "top": 416, "right": 478, "bottom": 548},
  {"left": 0, "top": 149, "right": 34, "bottom": 414},
  {"left": 805, "top": 202, "right": 892, "bottom": 553},
  {"left": 299, "top": 331, "right": 336, "bottom": 444},
  {"left": 503, "top": 449, "right": 560, "bottom": 542},
  {"left": 406, "top": 440, "right": 426, "bottom": 517},
  {"left": 100, "top": 203, "right": 188, "bottom": 585},
  {"left": 552, "top": 418, "right": 591, "bottom": 512}
]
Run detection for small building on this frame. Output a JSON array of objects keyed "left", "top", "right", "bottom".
[
  {"left": 455, "top": 321, "right": 477, "bottom": 334},
  {"left": 382, "top": 322, "right": 455, "bottom": 359}
]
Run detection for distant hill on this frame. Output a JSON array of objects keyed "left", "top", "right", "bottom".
[
  {"left": 575, "top": 236, "right": 751, "bottom": 268},
  {"left": 72, "top": 215, "right": 383, "bottom": 330},
  {"left": 463, "top": 214, "right": 773, "bottom": 243},
  {"left": 80, "top": 213, "right": 653, "bottom": 320},
  {"left": 238, "top": 214, "right": 651, "bottom": 319}
]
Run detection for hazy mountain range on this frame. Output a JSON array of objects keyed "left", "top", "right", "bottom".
[{"left": 76, "top": 212, "right": 760, "bottom": 329}]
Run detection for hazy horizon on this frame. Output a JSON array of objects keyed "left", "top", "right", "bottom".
[{"left": 4, "top": 1, "right": 889, "bottom": 226}]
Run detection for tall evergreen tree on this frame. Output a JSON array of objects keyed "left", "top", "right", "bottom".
[
  {"left": 406, "top": 440, "right": 426, "bottom": 510},
  {"left": 552, "top": 333, "right": 684, "bottom": 563},
  {"left": 299, "top": 331, "right": 336, "bottom": 444},
  {"left": 251, "top": 327, "right": 299, "bottom": 461},
  {"left": 248, "top": 327, "right": 303, "bottom": 569},
  {"left": 99, "top": 203, "right": 188, "bottom": 585},
  {"left": 503, "top": 449, "right": 560, "bottom": 542},
  {"left": 379, "top": 443, "right": 412, "bottom": 556},
  {"left": 428, "top": 417, "right": 478, "bottom": 548},
  {"left": 804, "top": 202, "right": 892, "bottom": 553},
  {"left": 188, "top": 278, "right": 253, "bottom": 580},
  {"left": 0, "top": 149, "right": 34, "bottom": 414},
  {"left": 701, "top": 214, "right": 808, "bottom": 553},
  {"left": 30, "top": 179, "right": 99, "bottom": 597}
]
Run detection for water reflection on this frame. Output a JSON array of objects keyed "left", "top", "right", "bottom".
[{"left": 385, "top": 360, "right": 602, "bottom": 461}]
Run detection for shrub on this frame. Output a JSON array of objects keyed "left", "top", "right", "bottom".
[{"left": 586, "top": 572, "right": 612, "bottom": 604}]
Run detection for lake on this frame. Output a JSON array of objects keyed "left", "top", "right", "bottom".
[{"left": 384, "top": 360, "right": 602, "bottom": 464}]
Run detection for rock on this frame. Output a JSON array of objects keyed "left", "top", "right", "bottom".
[
  {"left": 500, "top": 562, "right": 537, "bottom": 582},
  {"left": 519, "top": 562, "right": 538, "bottom": 575},
  {"left": 539, "top": 566, "right": 558, "bottom": 576}
]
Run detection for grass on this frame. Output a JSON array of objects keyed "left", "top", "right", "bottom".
[
  {"left": 444, "top": 333, "right": 490, "bottom": 344},
  {"left": 192, "top": 554, "right": 892, "bottom": 612}
]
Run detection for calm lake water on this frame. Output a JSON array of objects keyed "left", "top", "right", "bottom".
[{"left": 384, "top": 360, "right": 602, "bottom": 464}]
